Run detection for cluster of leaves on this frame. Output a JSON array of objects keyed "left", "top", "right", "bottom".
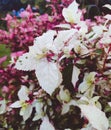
[
  {"left": 0, "top": 0, "right": 72, "bottom": 129},
  {"left": 1, "top": 0, "right": 111, "bottom": 130}
]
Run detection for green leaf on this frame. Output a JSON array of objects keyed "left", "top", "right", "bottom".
[{"left": 94, "top": 49, "right": 104, "bottom": 55}]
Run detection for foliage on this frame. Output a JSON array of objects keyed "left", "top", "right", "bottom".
[{"left": 0, "top": 0, "right": 111, "bottom": 130}]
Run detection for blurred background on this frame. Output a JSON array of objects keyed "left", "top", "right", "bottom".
[
  {"left": 0, "top": 0, "right": 47, "bottom": 18},
  {"left": 0, "top": 0, "right": 111, "bottom": 19}
]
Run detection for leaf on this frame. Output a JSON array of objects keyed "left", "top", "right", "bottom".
[
  {"left": 35, "top": 59, "right": 62, "bottom": 95},
  {"left": 79, "top": 105, "right": 109, "bottom": 130},
  {"left": 62, "top": 1, "right": 81, "bottom": 23},
  {"left": 18, "top": 85, "right": 29, "bottom": 101},
  {"left": 62, "top": 100, "right": 77, "bottom": 114},
  {"left": 15, "top": 30, "right": 56, "bottom": 71},
  {"left": 54, "top": 24, "right": 71, "bottom": 29},
  {"left": 0, "top": 100, "right": 6, "bottom": 114},
  {"left": 78, "top": 82, "right": 88, "bottom": 93},
  {"left": 33, "top": 101, "right": 44, "bottom": 121},
  {"left": 14, "top": 53, "right": 37, "bottom": 71},
  {"left": 40, "top": 116, "right": 55, "bottom": 130},
  {"left": 104, "top": 14, "right": 111, "bottom": 20},
  {"left": 20, "top": 105, "right": 33, "bottom": 121},
  {"left": 54, "top": 29, "right": 76, "bottom": 52},
  {"left": 71, "top": 66, "right": 80, "bottom": 87},
  {"left": 103, "top": 4, "right": 111, "bottom": 10},
  {"left": 59, "top": 85, "right": 71, "bottom": 103},
  {"left": 34, "top": 30, "right": 56, "bottom": 47},
  {"left": 77, "top": 21, "right": 88, "bottom": 35},
  {"left": 74, "top": 43, "right": 89, "bottom": 56},
  {"left": 108, "top": 102, "right": 111, "bottom": 107},
  {"left": 78, "top": 72, "right": 96, "bottom": 93},
  {"left": 33, "top": 113, "right": 43, "bottom": 121},
  {"left": 10, "top": 101, "right": 21, "bottom": 108},
  {"left": 94, "top": 49, "right": 103, "bottom": 55}
]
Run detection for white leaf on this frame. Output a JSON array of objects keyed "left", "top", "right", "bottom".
[
  {"left": 92, "top": 25, "right": 104, "bottom": 35},
  {"left": 20, "top": 105, "right": 33, "bottom": 121},
  {"left": 77, "top": 21, "right": 88, "bottom": 35},
  {"left": 33, "top": 101, "right": 44, "bottom": 121},
  {"left": 40, "top": 116, "right": 55, "bottom": 130},
  {"left": 15, "top": 30, "right": 56, "bottom": 72},
  {"left": 59, "top": 86, "right": 71, "bottom": 103},
  {"left": 34, "top": 102, "right": 43, "bottom": 113},
  {"left": 54, "top": 24, "right": 71, "bottom": 29},
  {"left": 54, "top": 29, "right": 76, "bottom": 52},
  {"left": 108, "top": 102, "right": 111, "bottom": 107},
  {"left": 104, "top": 14, "right": 111, "bottom": 20},
  {"left": 62, "top": 100, "right": 77, "bottom": 114},
  {"left": 0, "top": 100, "right": 6, "bottom": 114},
  {"left": 34, "top": 30, "right": 56, "bottom": 47},
  {"left": 79, "top": 105, "right": 109, "bottom": 130},
  {"left": 74, "top": 43, "right": 89, "bottom": 56},
  {"left": 62, "top": 1, "right": 81, "bottom": 23},
  {"left": 14, "top": 53, "right": 37, "bottom": 71},
  {"left": 78, "top": 82, "right": 88, "bottom": 93},
  {"left": 31, "top": 30, "right": 57, "bottom": 57},
  {"left": 18, "top": 85, "right": 29, "bottom": 101},
  {"left": 103, "top": 4, "right": 111, "bottom": 10},
  {"left": 87, "top": 25, "right": 105, "bottom": 42},
  {"left": 78, "top": 72, "right": 96, "bottom": 93},
  {"left": 10, "top": 101, "right": 21, "bottom": 108},
  {"left": 35, "top": 59, "right": 62, "bottom": 95},
  {"left": 71, "top": 66, "right": 80, "bottom": 87},
  {"left": 33, "top": 113, "right": 43, "bottom": 121}
]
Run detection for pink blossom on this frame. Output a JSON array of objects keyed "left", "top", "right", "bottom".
[{"left": 2, "top": 86, "right": 9, "bottom": 93}]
